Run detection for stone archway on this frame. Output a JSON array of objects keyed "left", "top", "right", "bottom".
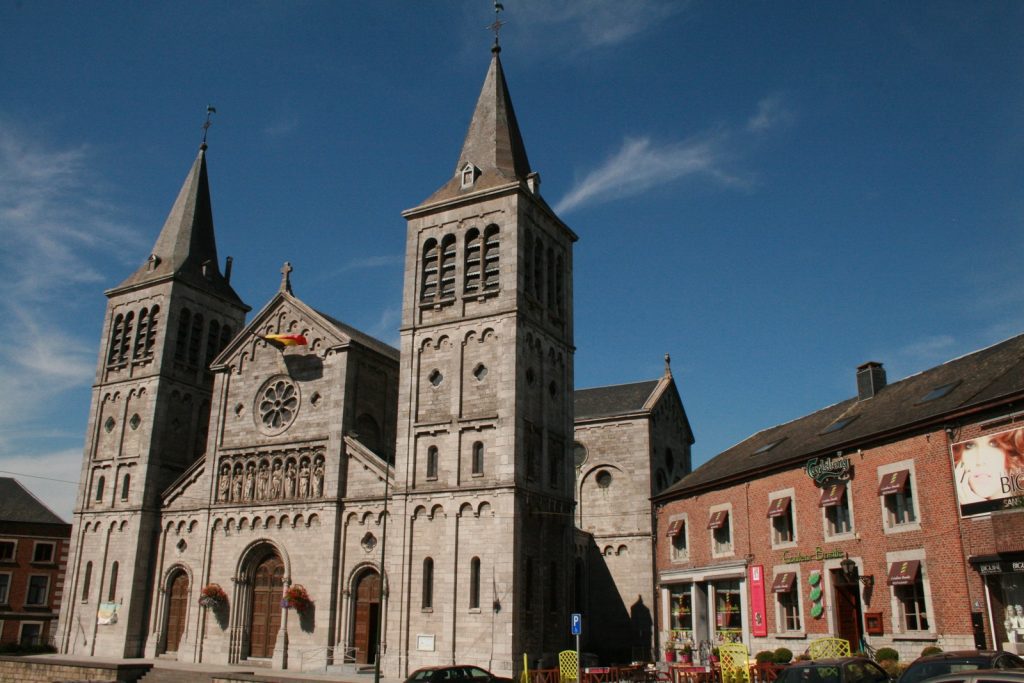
[
  {"left": 350, "top": 569, "right": 381, "bottom": 664},
  {"left": 164, "top": 569, "right": 190, "bottom": 653},
  {"left": 249, "top": 553, "right": 284, "bottom": 659}
]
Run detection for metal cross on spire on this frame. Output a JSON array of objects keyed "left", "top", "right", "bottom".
[
  {"left": 488, "top": 1, "right": 505, "bottom": 47},
  {"left": 201, "top": 105, "right": 217, "bottom": 148}
]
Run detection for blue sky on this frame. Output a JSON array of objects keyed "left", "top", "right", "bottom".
[{"left": 2, "top": 1, "right": 1022, "bottom": 520}]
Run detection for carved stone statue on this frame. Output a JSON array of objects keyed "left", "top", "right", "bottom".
[
  {"left": 313, "top": 461, "right": 324, "bottom": 497},
  {"left": 270, "top": 462, "right": 283, "bottom": 499},
  {"left": 285, "top": 462, "right": 297, "bottom": 498},
  {"left": 298, "top": 461, "right": 310, "bottom": 498},
  {"left": 232, "top": 469, "right": 243, "bottom": 501},
  {"left": 218, "top": 465, "right": 230, "bottom": 502},
  {"left": 244, "top": 465, "right": 255, "bottom": 501},
  {"left": 257, "top": 462, "right": 270, "bottom": 500}
]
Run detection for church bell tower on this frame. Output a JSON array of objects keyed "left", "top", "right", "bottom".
[
  {"left": 385, "top": 42, "right": 578, "bottom": 676},
  {"left": 57, "top": 142, "right": 249, "bottom": 657}
]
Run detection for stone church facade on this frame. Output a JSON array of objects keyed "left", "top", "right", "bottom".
[{"left": 56, "top": 46, "right": 693, "bottom": 676}]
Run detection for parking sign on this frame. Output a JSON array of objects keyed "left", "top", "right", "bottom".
[{"left": 571, "top": 613, "right": 582, "bottom": 635}]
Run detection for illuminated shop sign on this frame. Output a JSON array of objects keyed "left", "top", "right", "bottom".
[
  {"left": 783, "top": 546, "right": 847, "bottom": 564},
  {"left": 951, "top": 426, "right": 1024, "bottom": 517},
  {"left": 805, "top": 455, "right": 851, "bottom": 485}
]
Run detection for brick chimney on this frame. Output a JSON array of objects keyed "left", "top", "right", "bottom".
[{"left": 857, "top": 361, "right": 886, "bottom": 400}]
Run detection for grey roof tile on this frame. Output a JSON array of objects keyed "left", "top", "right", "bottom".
[{"left": 0, "top": 478, "right": 68, "bottom": 525}]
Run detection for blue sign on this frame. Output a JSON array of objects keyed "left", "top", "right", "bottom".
[{"left": 571, "top": 613, "right": 582, "bottom": 635}]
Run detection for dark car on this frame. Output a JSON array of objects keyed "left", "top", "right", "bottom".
[
  {"left": 776, "top": 657, "right": 892, "bottom": 683},
  {"left": 916, "top": 671, "right": 1024, "bottom": 683},
  {"left": 405, "top": 665, "right": 514, "bottom": 683},
  {"left": 900, "top": 651, "right": 1024, "bottom": 683}
]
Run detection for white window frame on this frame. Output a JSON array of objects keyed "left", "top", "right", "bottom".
[
  {"left": 32, "top": 541, "right": 56, "bottom": 564},
  {"left": 710, "top": 503, "right": 734, "bottom": 558},
  {"left": 772, "top": 565, "right": 805, "bottom": 638},
  {"left": 668, "top": 514, "right": 689, "bottom": 562},
  {"left": 25, "top": 574, "right": 49, "bottom": 606},
  {"left": 822, "top": 482, "right": 856, "bottom": 541},
  {"left": 0, "top": 571, "right": 11, "bottom": 603},
  {"left": 878, "top": 460, "right": 922, "bottom": 534},
  {"left": 18, "top": 620, "right": 44, "bottom": 646},
  {"left": 886, "top": 549, "right": 935, "bottom": 638},
  {"left": 0, "top": 538, "right": 16, "bottom": 562},
  {"left": 768, "top": 488, "right": 798, "bottom": 549}
]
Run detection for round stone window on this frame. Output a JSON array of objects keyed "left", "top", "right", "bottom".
[
  {"left": 361, "top": 532, "right": 377, "bottom": 552},
  {"left": 255, "top": 376, "right": 300, "bottom": 435},
  {"left": 595, "top": 470, "right": 612, "bottom": 489}
]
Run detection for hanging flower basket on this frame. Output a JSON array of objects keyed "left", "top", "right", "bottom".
[
  {"left": 281, "top": 584, "right": 311, "bottom": 613},
  {"left": 198, "top": 583, "right": 227, "bottom": 609}
]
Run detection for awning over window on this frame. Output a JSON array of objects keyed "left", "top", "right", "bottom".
[
  {"left": 771, "top": 572, "right": 796, "bottom": 593},
  {"left": 767, "top": 497, "right": 792, "bottom": 518},
  {"left": 887, "top": 559, "right": 921, "bottom": 586},
  {"left": 666, "top": 520, "right": 684, "bottom": 538},
  {"left": 707, "top": 510, "right": 728, "bottom": 529},
  {"left": 819, "top": 482, "right": 847, "bottom": 507},
  {"left": 878, "top": 469, "right": 910, "bottom": 496}
]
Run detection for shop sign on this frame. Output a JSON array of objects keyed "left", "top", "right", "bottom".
[
  {"left": 977, "top": 560, "right": 1024, "bottom": 575},
  {"left": 806, "top": 455, "right": 851, "bottom": 484},
  {"left": 749, "top": 565, "right": 768, "bottom": 638},
  {"left": 783, "top": 546, "right": 846, "bottom": 564}
]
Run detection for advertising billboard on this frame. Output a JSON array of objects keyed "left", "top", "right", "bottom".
[{"left": 951, "top": 426, "right": 1024, "bottom": 517}]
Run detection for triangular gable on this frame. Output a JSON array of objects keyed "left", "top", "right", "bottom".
[
  {"left": 212, "top": 290, "right": 362, "bottom": 372},
  {"left": 643, "top": 375, "right": 696, "bottom": 445},
  {"left": 343, "top": 434, "right": 394, "bottom": 499},
  {"left": 161, "top": 455, "right": 208, "bottom": 510}
]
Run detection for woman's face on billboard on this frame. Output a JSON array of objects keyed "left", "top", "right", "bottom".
[{"left": 958, "top": 437, "right": 1006, "bottom": 499}]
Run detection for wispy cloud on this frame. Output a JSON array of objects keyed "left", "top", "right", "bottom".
[
  {"left": 517, "top": 0, "right": 686, "bottom": 49},
  {"left": 369, "top": 306, "right": 402, "bottom": 348},
  {"left": 0, "top": 118, "right": 140, "bottom": 451},
  {"left": 264, "top": 116, "right": 299, "bottom": 138},
  {"left": 315, "top": 253, "right": 404, "bottom": 282},
  {"left": 555, "top": 95, "right": 793, "bottom": 214}
]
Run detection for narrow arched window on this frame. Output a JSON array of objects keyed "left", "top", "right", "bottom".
[
  {"left": 205, "top": 319, "right": 220, "bottom": 368},
  {"left": 107, "top": 315, "right": 124, "bottom": 365},
  {"left": 174, "top": 309, "right": 191, "bottom": 362},
  {"left": 421, "top": 239, "right": 439, "bottom": 301},
  {"left": 533, "top": 236, "right": 544, "bottom": 302},
  {"left": 107, "top": 561, "right": 119, "bottom": 601},
  {"left": 483, "top": 225, "right": 500, "bottom": 291},
  {"left": 133, "top": 307, "right": 149, "bottom": 360},
  {"left": 118, "top": 311, "right": 134, "bottom": 363},
  {"left": 524, "top": 233, "right": 534, "bottom": 295},
  {"left": 95, "top": 476, "right": 105, "bottom": 503},
  {"left": 472, "top": 442, "right": 484, "bottom": 475},
  {"left": 439, "top": 235, "right": 457, "bottom": 299},
  {"left": 120, "top": 474, "right": 130, "bottom": 501},
  {"left": 219, "top": 324, "right": 232, "bottom": 355},
  {"left": 546, "top": 246, "right": 556, "bottom": 309},
  {"left": 464, "top": 229, "right": 482, "bottom": 294},
  {"left": 187, "top": 313, "right": 204, "bottom": 367},
  {"left": 422, "top": 557, "right": 434, "bottom": 609},
  {"left": 82, "top": 562, "right": 93, "bottom": 601},
  {"left": 470, "top": 557, "right": 481, "bottom": 609},
  {"left": 145, "top": 305, "right": 160, "bottom": 356},
  {"left": 426, "top": 446, "right": 439, "bottom": 480},
  {"left": 556, "top": 253, "right": 565, "bottom": 318}
]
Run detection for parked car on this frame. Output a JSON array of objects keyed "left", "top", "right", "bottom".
[
  {"left": 404, "top": 665, "right": 514, "bottom": 683},
  {"left": 776, "top": 657, "right": 892, "bottom": 683},
  {"left": 915, "top": 671, "right": 1024, "bottom": 683},
  {"left": 900, "top": 651, "right": 1024, "bottom": 683}
]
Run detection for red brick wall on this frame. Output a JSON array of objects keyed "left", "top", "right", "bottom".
[{"left": 0, "top": 523, "right": 71, "bottom": 646}]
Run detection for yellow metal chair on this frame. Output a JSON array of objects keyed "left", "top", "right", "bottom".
[
  {"left": 718, "top": 644, "right": 750, "bottom": 683},
  {"left": 807, "top": 638, "right": 851, "bottom": 660},
  {"left": 559, "top": 650, "right": 579, "bottom": 683}
]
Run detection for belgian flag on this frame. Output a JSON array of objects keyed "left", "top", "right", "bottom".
[{"left": 261, "top": 334, "right": 308, "bottom": 349}]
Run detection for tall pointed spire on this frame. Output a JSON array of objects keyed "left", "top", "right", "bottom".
[
  {"left": 421, "top": 46, "right": 534, "bottom": 205},
  {"left": 113, "top": 146, "right": 244, "bottom": 306}
]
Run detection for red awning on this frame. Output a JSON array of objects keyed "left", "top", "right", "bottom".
[
  {"left": 819, "top": 482, "right": 847, "bottom": 507},
  {"left": 771, "top": 572, "right": 797, "bottom": 593},
  {"left": 666, "top": 520, "right": 684, "bottom": 538},
  {"left": 878, "top": 470, "right": 910, "bottom": 496},
  {"left": 887, "top": 560, "right": 921, "bottom": 586},
  {"left": 767, "top": 497, "right": 792, "bottom": 518},
  {"left": 707, "top": 510, "right": 728, "bottom": 529}
]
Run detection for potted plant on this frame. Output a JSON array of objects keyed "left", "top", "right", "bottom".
[
  {"left": 680, "top": 643, "right": 693, "bottom": 664},
  {"left": 281, "top": 584, "right": 311, "bottom": 613},
  {"left": 710, "top": 647, "right": 720, "bottom": 664},
  {"left": 198, "top": 583, "right": 227, "bottom": 609}
]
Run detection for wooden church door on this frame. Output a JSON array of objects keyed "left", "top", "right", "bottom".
[
  {"left": 250, "top": 555, "right": 284, "bottom": 658},
  {"left": 353, "top": 571, "right": 381, "bottom": 664},
  {"left": 165, "top": 572, "right": 189, "bottom": 652}
]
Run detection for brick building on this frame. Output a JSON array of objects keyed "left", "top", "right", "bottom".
[
  {"left": 0, "top": 478, "right": 72, "bottom": 648},
  {"left": 653, "top": 335, "right": 1024, "bottom": 661}
]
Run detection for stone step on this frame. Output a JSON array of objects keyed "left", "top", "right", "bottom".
[{"left": 138, "top": 669, "right": 213, "bottom": 683}]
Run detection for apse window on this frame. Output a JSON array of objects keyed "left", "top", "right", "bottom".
[
  {"left": 429, "top": 369, "right": 443, "bottom": 387},
  {"left": 595, "top": 470, "right": 612, "bottom": 489},
  {"left": 473, "top": 364, "right": 488, "bottom": 381}
]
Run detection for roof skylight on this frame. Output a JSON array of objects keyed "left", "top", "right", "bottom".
[
  {"left": 752, "top": 437, "right": 786, "bottom": 455},
  {"left": 821, "top": 414, "right": 859, "bottom": 435},
  {"left": 918, "top": 381, "right": 960, "bottom": 404}
]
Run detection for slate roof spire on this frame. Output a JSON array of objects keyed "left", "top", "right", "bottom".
[
  {"left": 421, "top": 44, "right": 535, "bottom": 205},
  {"left": 113, "top": 144, "right": 245, "bottom": 306}
]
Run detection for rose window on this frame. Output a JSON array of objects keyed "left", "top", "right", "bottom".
[{"left": 256, "top": 377, "right": 299, "bottom": 434}]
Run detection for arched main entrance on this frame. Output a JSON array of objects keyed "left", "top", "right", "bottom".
[
  {"left": 164, "top": 570, "right": 189, "bottom": 653},
  {"left": 249, "top": 554, "right": 284, "bottom": 659},
  {"left": 351, "top": 570, "right": 381, "bottom": 664}
]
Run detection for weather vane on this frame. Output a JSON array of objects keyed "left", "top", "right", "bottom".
[
  {"left": 201, "top": 105, "right": 217, "bottom": 146},
  {"left": 488, "top": 1, "right": 505, "bottom": 46}
]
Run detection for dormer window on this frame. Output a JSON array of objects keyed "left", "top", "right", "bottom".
[{"left": 460, "top": 162, "right": 478, "bottom": 189}]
